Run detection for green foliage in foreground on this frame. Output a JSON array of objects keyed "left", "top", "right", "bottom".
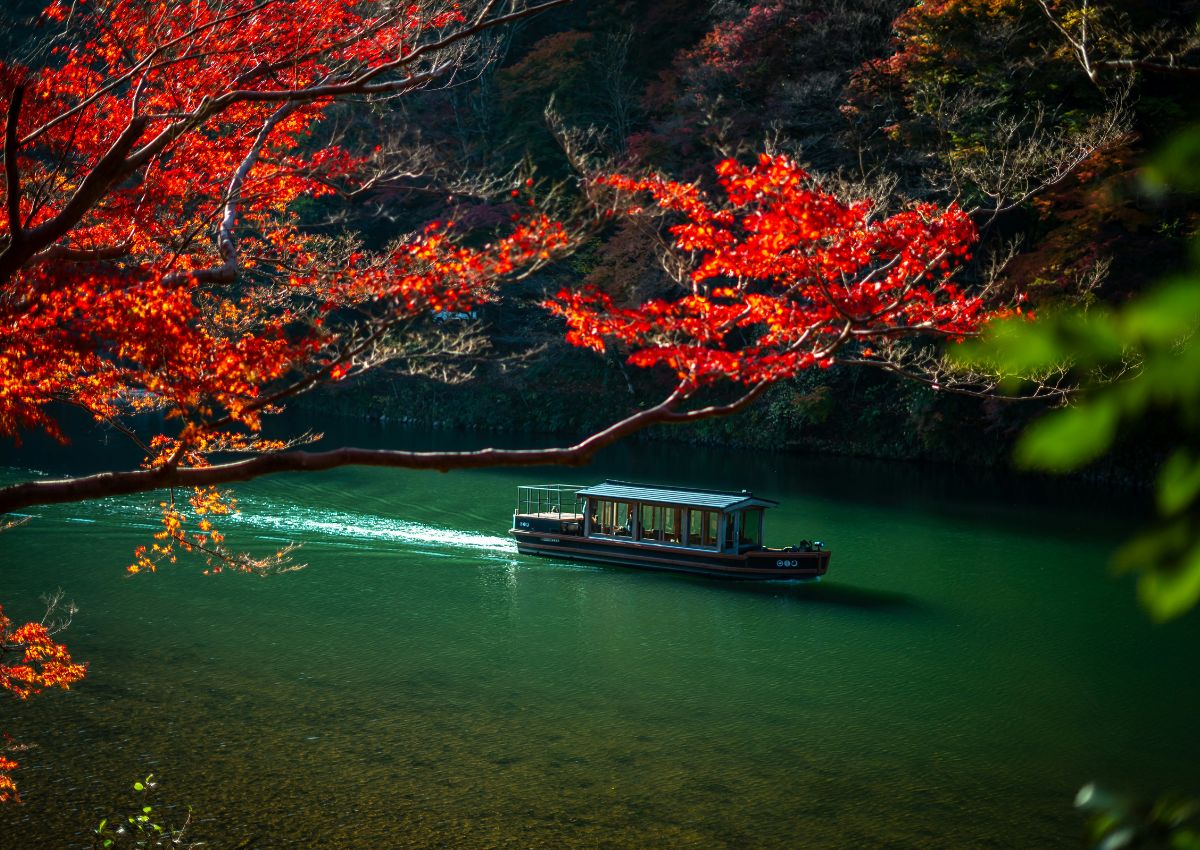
[
  {"left": 92, "top": 775, "right": 198, "bottom": 849},
  {"left": 954, "top": 130, "right": 1200, "bottom": 621},
  {"left": 1078, "top": 783, "right": 1200, "bottom": 850}
]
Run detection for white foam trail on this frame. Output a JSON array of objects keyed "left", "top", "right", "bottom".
[
  {"left": 2, "top": 465, "right": 519, "bottom": 555},
  {"left": 225, "top": 504, "right": 518, "bottom": 553}
]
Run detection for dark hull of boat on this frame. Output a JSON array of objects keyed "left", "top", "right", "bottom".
[{"left": 511, "top": 530, "right": 829, "bottom": 580}]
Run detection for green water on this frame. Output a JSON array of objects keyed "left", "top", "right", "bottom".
[{"left": 0, "top": 419, "right": 1197, "bottom": 848}]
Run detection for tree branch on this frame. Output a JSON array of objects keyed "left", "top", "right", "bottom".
[
  {"left": 162, "top": 102, "right": 299, "bottom": 286},
  {"left": 0, "top": 383, "right": 777, "bottom": 513},
  {"left": 838, "top": 356, "right": 1072, "bottom": 401},
  {"left": 4, "top": 85, "right": 25, "bottom": 245},
  {"left": 0, "top": 115, "right": 147, "bottom": 283},
  {"left": 30, "top": 239, "right": 133, "bottom": 264},
  {"left": 1, "top": 0, "right": 571, "bottom": 286},
  {"left": 1095, "top": 58, "right": 1200, "bottom": 77},
  {"left": 18, "top": 0, "right": 279, "bottom": 146},
  {"left": 191, "top": 0, "right": 572, "bottom": 109}
]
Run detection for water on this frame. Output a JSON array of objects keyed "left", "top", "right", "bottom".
[{"left": 0, "top": 418, "right": 1196, "bottom": 848}]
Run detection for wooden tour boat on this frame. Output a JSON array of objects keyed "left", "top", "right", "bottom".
[{"left": 510, "top": 480, "right": 830, "bottom": 579}]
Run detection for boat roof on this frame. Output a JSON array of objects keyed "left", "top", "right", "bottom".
[{"left": 576, "top": 480, "right": 778, "bottom": 511}]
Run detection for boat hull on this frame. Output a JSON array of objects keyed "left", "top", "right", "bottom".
[{"left": 511, "top": 530, "right": 829, "bottom": 580}]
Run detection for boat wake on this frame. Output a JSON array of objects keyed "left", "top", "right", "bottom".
[
  {"left": 2, "top": 467, "right": 518, "bottom": 556},
  {"left": 224, "top": 502, "right": 518, "bottom": 554}
]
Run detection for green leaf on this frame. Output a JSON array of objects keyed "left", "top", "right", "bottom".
[
  {"left": 96, "top": 818, "right": 107, "bottom": 833},
  {"left": 1169, "top": 827, "right": 1200, "bottom": 850},
  {"left": 1114, "top": 524, "right": 1185, "bottom": 576},
  {"left": 953, "top": 316, "right": 1065, "bottom": 374},
  {"left": 1015, "top": 397, "right": 1119, "bottom": 472},
  {"left": 1138, "top": 541, "right": 1200, "bottom": 622},
  {"left": 1121, "top": 278, "right": 1200, "bottom": 345},
  {"left": 1144, "top": 124, "right": 1200, "bottom": 193},
  {"left": 1158, "top": 449, "right": 1200, "bottom": 516},
  {"left": 133, "top": 781, "right": 144, "bottom": 791},
  {"left": 142, "top": 805, "right": 153, "bottom": 814}
]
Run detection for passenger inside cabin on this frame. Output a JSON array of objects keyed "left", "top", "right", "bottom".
[{"left": 617, "top": 506, "right": 633, "bottom": 536}]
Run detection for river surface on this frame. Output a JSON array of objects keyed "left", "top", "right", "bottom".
[{"left": 0, "top": 417, "right": 1197, "bottom": 848}]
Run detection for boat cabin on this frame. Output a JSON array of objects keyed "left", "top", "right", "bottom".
[{"left": 510, "top": 480, "right": 829, "bottom": 580}]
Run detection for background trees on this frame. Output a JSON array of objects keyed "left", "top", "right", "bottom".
[
  {"left": 322, "top": 0, "right": 1196, "bottom": 464},
  {"left": 0, "top": 0, "right": 1001, "bottom": 516}
]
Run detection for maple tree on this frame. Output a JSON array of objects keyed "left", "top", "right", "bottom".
[
  {"left": 0, "top": 0, "right": 1001, "bottom": 801},
  {"left": 549, "top": 154, "right": 985, "bottom": 390},
  {"left": 1, "top": 0, "right": 583, "bottom": 802},
  {"left": 1, "top": 594, "right": 86, "bottom": 802}
]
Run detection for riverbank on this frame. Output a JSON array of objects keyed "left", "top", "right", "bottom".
[{"left": 300, "top": 354, "right": 1159, "bottom": 491}]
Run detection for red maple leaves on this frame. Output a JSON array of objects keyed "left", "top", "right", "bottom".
[
  {"left": 547, "top": 154, "right": 982, "bottom": 389},
  {"left": 0, "top": 0, "right": 577, "bottom": 449},
  {"left": 0, "top": 604, "right": 87, "bottom": 802},
  {"left": 0, "top": 1, "right": 991, "bottom": 507}
]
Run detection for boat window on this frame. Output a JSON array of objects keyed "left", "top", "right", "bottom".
[
  {"left": 664, "top": 506, "right": 684, "bottom": 544},
  {"left": 738, "top": 508, "right": 763, "bottom": 547},
  {"left": 639, "top": 504, "right": 663, "bottom": 542},
  {"left": 593, "top": 499, "right": 633, "bottom": 536},
  {"left": 638, "top": 504, "right": 688, "bottom": 544},
  {"left": 688, "top": 510, "right": 720, "bottom": 549},
  {"left": 723, "top": 513, "right": 736, "bottom": 550}
]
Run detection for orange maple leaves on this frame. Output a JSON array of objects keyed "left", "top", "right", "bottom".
[
  {"left": 546, "top": 154, "right": 981, "bottom": 389},
  {"left": 0, "top": 0, "right": 575, "bottom": 502},
  {"left": 0, "top": 0, "right": 577, "bottom": 450},
  {"left": 0, "top": 605, "right": 87, "bottom": 802},
  {"left": 0, "top": 751, "right": 16, "bottom": 804},
  {"left": 0, "top": 609, "right": 85, "bottom": 700}
]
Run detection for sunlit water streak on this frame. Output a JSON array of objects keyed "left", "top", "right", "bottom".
[
  {"left": 4, "top": 465, "right": 517, "bottom": 556},
  {"left": 225, "top": 499, "right": 518, "bottom": 554}
]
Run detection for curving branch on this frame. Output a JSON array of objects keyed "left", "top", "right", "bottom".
[
  {"left": 162, "top": 102, "right": 299, "bottom": 286},
  {"left": 0, "top": 383, "right": 769, "bottom": 514},
  {"left": 0, "top": 115, "right": 147, "bottom": 283},
  {"left": 0, "top": 0, "right": 572, "bottom": 286},
  {"left": 30, "top": 239, "right": 134, "bottom": 264}
]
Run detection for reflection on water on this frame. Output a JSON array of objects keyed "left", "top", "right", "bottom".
[{"left": 0, "top": 417, "right": 1196, "bottom": 849}]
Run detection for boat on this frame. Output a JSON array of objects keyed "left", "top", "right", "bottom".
[{"left": 510, "top": 480, "right": 830, "bottom": 579}]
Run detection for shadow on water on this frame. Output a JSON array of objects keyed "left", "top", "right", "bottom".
[
  {"left": 565, "top": 558, "right": 920, "bottom": 612},
  {"left": 697, "top": 577, "right": 920, "bottom": 612}
]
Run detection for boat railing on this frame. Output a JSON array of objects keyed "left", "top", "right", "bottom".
[{"left": 515, "top": 484, "right": 586, "bottom": 518}]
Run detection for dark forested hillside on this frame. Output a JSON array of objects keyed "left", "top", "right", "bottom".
[{"left": 306, "top": 0, "right": 1198, "bottom": 477}]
